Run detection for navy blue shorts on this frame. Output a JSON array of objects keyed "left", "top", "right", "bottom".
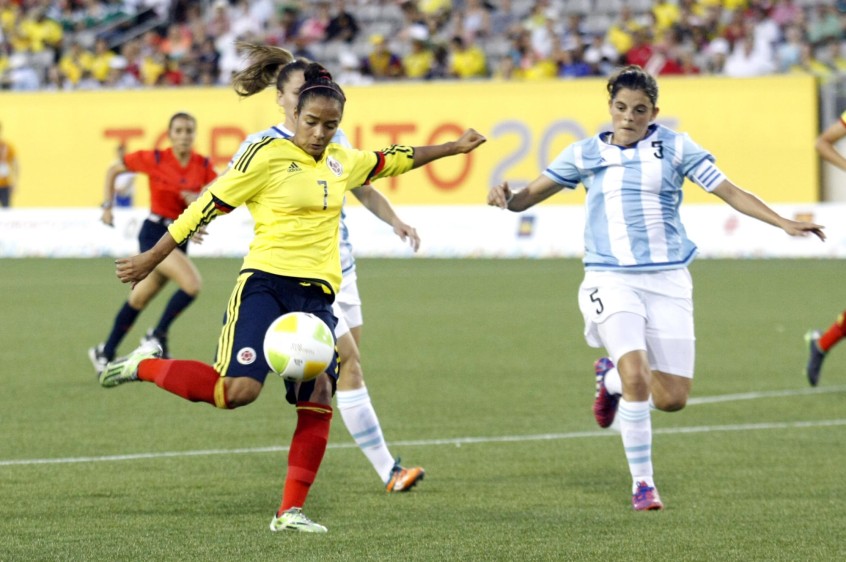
[
  {"left": 139, "top": 218, "right": 188, "bottom": 254},
  {"left": 212, "top": 270, "right": 339, "bottom": 402}
]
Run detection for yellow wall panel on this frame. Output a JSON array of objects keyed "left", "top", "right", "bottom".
[{"left": 0, "top": 75, "right": 818, "bottom": 207}]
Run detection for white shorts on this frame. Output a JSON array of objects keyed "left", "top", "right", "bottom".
[
  {"left": 332, "top": 271, "right": 363, "bottom": 338},
  {"left": 577, "top": 269, "right": 695, "bottom": 378}
]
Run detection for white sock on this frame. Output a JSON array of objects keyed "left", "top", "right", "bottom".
[
  {"left": 336, "top": 387, "right": 396, "bottom": 483},
  {"left": 604, "top": 366, "right": 622, "bottom": 395},
  {"left": 618, "top": 399, "right": 653, "bottom": 491}
]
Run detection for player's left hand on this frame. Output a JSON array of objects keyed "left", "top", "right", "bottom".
[
  {"left": 783, "top": 221, "right": 825, "bottom": 241},
  {"left": 393, "top": 220, "right": 420, "bottom": 252}
]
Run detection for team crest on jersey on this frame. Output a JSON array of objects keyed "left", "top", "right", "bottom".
[
  {"left": 327, "top": 156, "right": 343, "bottom": 177},
  {"left": 236, "top": 347, "right": 257, "bottom": 365}
]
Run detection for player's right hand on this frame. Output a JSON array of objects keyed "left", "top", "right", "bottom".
[
  {"left": 487, "top": 182, "right": 512, "bottom": 209},
  {"left": 101, "top": 208, "right": 114, "bottom": 227}
]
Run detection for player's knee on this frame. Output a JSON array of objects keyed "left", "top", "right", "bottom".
[
  {"left": 183, "top": 276, "right": 202, "bottom": 296},
  {"left": 224, "top": 377, "right": 262, "bottom": 408},
  {"left": 653, "top": 395, "right": 687, "bottom": 412},
  {"left": 126, "top": 293, "right": 150, "bottom": 309},
  {"left": 308, "top": 375, "right": 334, "bottom": 404}
]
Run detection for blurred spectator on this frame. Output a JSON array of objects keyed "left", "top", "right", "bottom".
[
  {"left": 770, "top": 0, "right": 802, "bottom": 28},
  {"left": 43, "top": 64, "right": 68, "bottom": 90},
  {"left": 299, "top": 1, "right": 331, "bottom": 45},
  {"left": 140, "top": 50, "right": 166, "bottom": 85},
  {"left": 702, "top": 37, "right": 730, "bottom": 74},
  {"left": 160, "top": 55, "right": 185, "bottom": 86},
  {"left": 775, "top": 24, "right": 804, "bottom": 73},
  {"left": 454, "top": 0, "right": 491, "bottom": 43},
  {"left": 397, "top": 0, "right": 428, "bottom": 42},
  {"left": 0, "top": 0, "right": 20, "bottom": 36},
  {"left": 625, "top": 28, "right": 654, "bottom": 69},
  {"left": 807, "top": 4, "right": 841, "bottom": 47},
  {"left": 720, "top": 9, "right": 746, "bottom": 50},
  {"left": 194, "top": 37, "right": 220, "bottom": 83},
  {"left": 447, "top": 35, "right": 487, "bottom": 78},
  {"left": 489, "top": 0, "right": 521, "bottom": 37},
  {"left": 419, "top": 0, "right": 453, "bottom": 37},
  {"left": 160, "top": 23, "right": 192, "bottom": 61},
  {"left": 790, "top": 42, "right": 833, "bottom": 83},
  {"left": 325, "top": 0, "right": 359, "bottom": 43},
  {"left": 0, "top": 120, "right": 19, "bottom": 208},
  {"left": 748, "top": 4, "right": 779, "bottom": 59},
  {"left": 206, "top": 0, "right": 231, "bottom": 38},
  {"left": 724, "top": 33, "right": 775, "bottom": 77},
  {"left": 58, "top": 41, "right": 93, "bottom": 86},
  {"left": 336, "top": 50, "right": 372, "bottom": 85},
  {"left": 645, "top": 29, "right": 686, "bottom": 76},
  {"left": 556, "top": 44, "right": 593, "bottom": 78},
  {"left": 606, "top": 5, "right": 641, "bottom": 58},
  {"left": 362, "top": 34, "right": 403, "bottom": 80},
  {"left": 820, "top": 38, "right": 846, "bottom": 73},
  {"left": 583, "top": 33, "right": 618, "bottom": 76},
  {"left": 290, "top": 34, "right": 316, "bottom": 60},
  {"left": 402, "top": 25, "right": 435, "bottom": 79},
  {"left": 651, "top": 0, "right": 681, "bottom": 36},
  {"left": 266, "top": 3, "right": 303, "bottom": 46},
  {"left": 90, "top": 38, "right": 116, "bottom": 82},
  {"left": 140, "top": 29, "right": 162, "bottom": 58},
  {"left": 6, "top": 52, "right": 41, "bottom": 90},
  {"left": 559, "top": 13, "right": 588, "bottom": 54},
  {"left": 17, "top": 7, "right": 63, "bottom": 69},
  {"left": 76, "top": 68, "right": 101, "bottom": 90},
  {"left": 228, "top": 0, "right": 262, "bottom": 42},
  {"left": 525, "top": 2, "right": 558, "bottom": 60},
  {"left": 103, "top": 55, "right": 140, "bottom": 89}
]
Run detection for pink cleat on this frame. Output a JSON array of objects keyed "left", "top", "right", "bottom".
[
  {"left": 593, "top": 357, "right": 620, "bottom": 428},
  {"left": 632, "top": 481, "right": 664, "bottom": 511}
]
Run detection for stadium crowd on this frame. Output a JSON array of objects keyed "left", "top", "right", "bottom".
[{"left": 0, "top": 0, "right": 844, "bottom": 90}]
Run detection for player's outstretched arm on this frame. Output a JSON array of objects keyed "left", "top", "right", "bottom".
[
  {"left": 712, "top": 181, "right": 826, "bottom": 241},
  {"left": 487, "top": 175, "right": 563, "bottom": 212},
  {"left": 351, "top": 184, "right": 420, "bottom": 251},
  {"left": 411, "top": 128, "right": 486, "bottom": 169},
  {"left": 115, "top": 233, "right": 179, "bottom": 287}
]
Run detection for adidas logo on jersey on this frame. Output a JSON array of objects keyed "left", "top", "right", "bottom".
[{"left": 287, "top": 162, "right": 302, "bottom": 173}]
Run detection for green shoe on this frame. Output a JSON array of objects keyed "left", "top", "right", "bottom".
[
  {"left": 269, "top": 508, "right": 327, "bottom": 533},
  {"left": 98, "top": 342, "right": 162, "bottom": 388}
]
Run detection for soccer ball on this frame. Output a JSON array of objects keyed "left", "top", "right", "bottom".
[{"left": 263, "top": 312, "right": 335, "bottom": 382}]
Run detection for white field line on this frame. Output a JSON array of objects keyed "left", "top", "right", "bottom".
[{"left": 2, "top": 386, "right": 845, "bottom": 467}]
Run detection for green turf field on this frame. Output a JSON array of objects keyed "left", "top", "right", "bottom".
[{"left": 1, "top": 258, "right": 844, "bottom": 561}]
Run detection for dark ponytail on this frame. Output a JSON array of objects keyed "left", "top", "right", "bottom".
[{"left": 231, "top": 41, "right": 295, "bottom": 97}]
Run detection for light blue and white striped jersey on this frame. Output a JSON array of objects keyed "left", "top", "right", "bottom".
[
  {"left": 229, "top": 123, "right": 357, "bottom": 279},
  {"left": 543, "top": 124, "right": 726, "bottom": 272}
]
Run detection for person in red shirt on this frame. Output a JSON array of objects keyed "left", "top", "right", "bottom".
[{"left": 89, "top": 112, "right": 217, "bottom": 374}]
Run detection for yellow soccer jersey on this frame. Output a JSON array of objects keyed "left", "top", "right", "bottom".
[{"left": 169, "top": 138, "right": 415, "bottom": 294}]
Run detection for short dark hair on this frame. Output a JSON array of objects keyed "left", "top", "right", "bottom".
[
  {"left": 607, "top": 65, "right": 659, "bottom": 106},
  {"left": 168, "top": 112, "right": 195, "bottom": 130}
]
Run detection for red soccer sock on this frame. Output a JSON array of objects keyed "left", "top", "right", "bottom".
[
  {"left": 819, "top": 311, "right": 846, "bottom": 353},
  {"left": 278, "top": 402, "right": 333, "bottom": 513},
  {"left": 138, "top": 359, "right": 228, "bottom": 409}
]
